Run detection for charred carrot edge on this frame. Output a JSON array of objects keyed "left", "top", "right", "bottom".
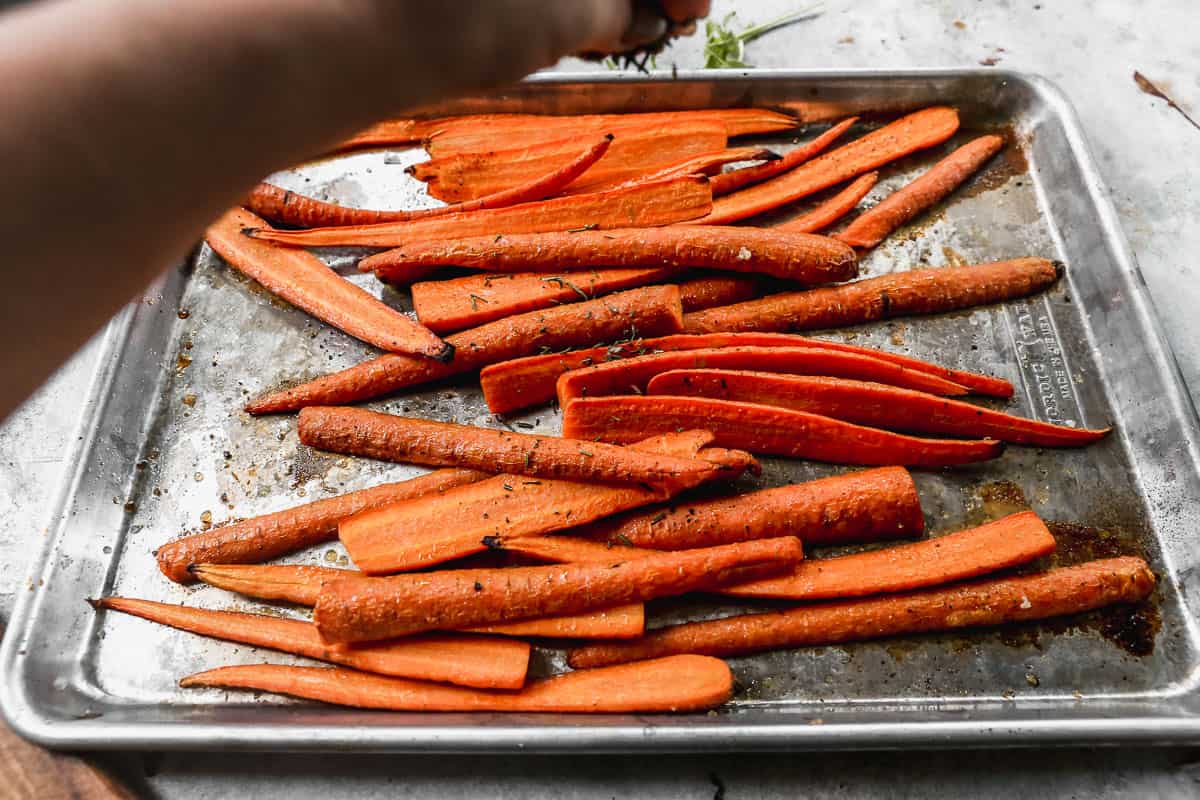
[
  {"left": 562, "top": 395, "right": 1004, "bottom": 468},
  {"left": 363, "top": 226, "right": 857, "bottom": 286},
  {"left": 567, "top": 557, "right": 1155, "bottom": 668},
  {"left": 245, "top": 284, "right": 685, "bottom": 414},
  {"left": 313, "top": 536, "right": 803, "bottom": 643},
  {"left": 95, "top": 597, "right": 530, "bottom": 689},
  {"left": 698, "top": 107, "right": 961, "bottom": 225},
  {"left": 710, "top": 117, "right": 858, "bottom": 196},
  {"left": 180, "top": 655, "right": 734, "bottom": 713},
  {"left": 836, "top": 135, "right": 1004, "bottom": 249},
  {"left": 611, "top": 146, "right": 778, "bottom": 190},
  {"left": 722, "top": 511, "right": 1056, "bottom": 599},
  {"left": 206, "top": 208, "right": 452, "bottom": 361},
  {"left": 244, "top": 175, "right": 712, "bottom": 249},
  {"left": 648, "top": 371, "right": 1110, "bottom": 447},
  {"left": 775, "top": 172, "right": 879, "bottom": 233},
  {"left": 155, "top": 469, "right": 487, "bottom": 584},
  {"left": 678, "top": 274, "right": 762, "bottom": 312},
  {"left": 683, "top": 258, "right": 1061, "bottom": 336}
]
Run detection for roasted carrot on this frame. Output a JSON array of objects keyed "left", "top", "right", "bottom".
[
  {"left": 411, "top": 267, "right": 678, "bottom": 334},
  {"left": 698, "top": 107, "right": 961, "bottom": 225},
  {"left": 94, "top": 597, "right": 530, "bottom": 690},
  {"left": 463, "top": 604, "right": 645, "bottom": 640},
  {"left": 245, "top": 284, "right": 684, "bottom": 414},
  {"left": 836, "top": 135, "right": 1004, "bottom": 249},
  {"left": 244, "top": 175, "right": 712, "bottom": 249},
  {"left": 363, "top": 226, "right": 857, "bottom": 286},
  {"left": 775, "top": 172, "right": 878, "bottom": 233},
  {"left": 313, "top": 536, "right": 803, "bottom": 642},
  {"left": 611, "top": 146, "right": 778, "bottom": 189},
  {"left": 206, "top": 208, "right": 452, "bottom": 361},
  {"left": 490, "top": 535, "right": 651, "bottom": 564},
  {"left": 649, "top": 371, "right": 1110, "bottom": 447},
  {"left": 683, "top": 259, "right": 1062, "bottom": 334},
  {"left": 709, "top": 117, "right": 858, "bottom": 196},
  {"left": 567, "top": 557, "right": 1155, "bottom": 667},
  {"left": 334, "top": 118, "right": 440, "bottom": 151},
  {"left": 155, "top": 469, "right": 486, "bottom": 583},
  {"left": 678, "top": 274, "right": 761, "bottom": 312},
  {"left": 181, "top": 654, "right": 734, "bottom": 713},
  {"left": 562, "top": 396, "right": 1004, "bottom": 467}
]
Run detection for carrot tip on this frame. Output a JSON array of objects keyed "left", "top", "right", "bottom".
[
  {"left": 85, "top": 597, "right": 102, "bottom": 610},
  {"left": 432, "top": 342, "right": 457, "bottom": 364},
  {"left": 240, "top": 227, "right": 261, "bottom": 238},
  {"left": 1052, "top": 260, "right": 1067, "bottom": 279},
  {"left": 604, "top": 133, "right": 615, "bottom": 141}
]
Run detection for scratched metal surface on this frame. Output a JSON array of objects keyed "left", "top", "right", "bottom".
[{"left": 3, "top": 70, "right": 1200, "bottom": 752}]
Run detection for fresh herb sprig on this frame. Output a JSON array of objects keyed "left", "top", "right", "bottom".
[{"left": 703, "top": 6, "right": 823, "bottom": 69}]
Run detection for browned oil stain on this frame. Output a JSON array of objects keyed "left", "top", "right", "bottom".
[
  {"left": 1133, "top": 71, "right": 1200, "bottom": 132},
  {"left": 175, "top": 353, "right": 193, "bottom": 372},
  {"left": 958, "top": 127, "right": 1030, "bottom": 199},
  {"left": 290, "top": 445, "right": 338, "bottom": 488}
]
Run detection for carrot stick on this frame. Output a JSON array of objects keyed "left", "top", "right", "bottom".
[
  {"left": 333, "top": 118, "right": 439, "bottom": 151},
  {"left": 463, "top": 604, "right": 645, "bottom": 640},
  {"left": 683, "top": 258, "right": 1062, "bottom": 335},
  {"left": 611, "top": 146, "right": 778, "bottom": 189},
  {"left": 245, "top": 176, "right": 712, "bottom": 249},
  {"left": 491, "top": 535, "right": 651, "bottom": 564},
  {"left": 362, "top": 226, "right": 857, "bottom": 285},
  {"left": 567, "top": 557, "right": 1155, "bottom": 668},
  {"left": 94, "top": 597, "right": 530, "bottom": 689},
  {"left": 313, "top": 537, "right": 804, "bottom": 643},
  {"left": 155, "top": 469, "right": 486, "bottom": 583},
  {"left": 722, "top": 511, "right": 1056, "bottom": 599},
  {"left": 412, "top": 267, "right": 678, "bottom": 334},
  {"left": 836, "top": 135, "right": 1004, "bottom": 249},
  {"left": 205, "top": 208, "right": 452, "bottom": 361},
  {"left": 709, "top": 117, "right": 858, "bottom": 196},
  {"left": 678, "top": 274, "right": 761, "bottom": 312},
  {"left": 775, "top": 172, "right": 878, "bottom": 233},
  {"left": 649, "top": 371, "right": 1111, "bottom": 447},
  {"left": 562, "top": 396, "right": 1005, "bottom": 467},
  {"left": 698, "top": 107, "right": 961, "bottom": 225},
  {"left": 181, "top": 654, "right": 734, "bottom": 713},
  {"left": 245, "top": 284, "right": 684, "bottom": 414}
]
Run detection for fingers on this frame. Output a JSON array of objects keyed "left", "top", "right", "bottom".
[{"left": 661, "top": 0, "right": 712, "bottom": 23}]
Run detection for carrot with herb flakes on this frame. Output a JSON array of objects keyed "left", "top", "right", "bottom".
[
  {"left": 684, "top": 258, "right": 1062, "bottom": 335},
  {"left": 155, "top": 469, "right": 486, "bottom": 584},
  {"left": 313, "top": 536, "right": 803, "bottom": 643},
  {"left": 709, "top": 117, "right": 858, "bottom": 196},
  {"left": 612, "top": 146, "right": 779, "bottom": 189},
  {"left": 567, "top": 557, "right": 1155, "bottom": 668},
  {"left": 206, "top": 208, "right": 453, "bottom": 361},
  {"left": 94, "top": 597, "right": 530, "bottom": 690},
  {"left": 563, "top": 396, "right": 1004, "bottom": 467},
  {"left": 836, "top": 135, "right": 1004, "bottom": 249},
  {"left": 245, "top": 284, "right": 684, "bottom": 414},
  {"left": 775, "top": 172, "right": 878, "bottom": 233},
  {"left": 678, "top": 274, "right": 761, "bottom": 312},
  {"left": 181, "top": 654, "right": 734, "bottom": 713}
]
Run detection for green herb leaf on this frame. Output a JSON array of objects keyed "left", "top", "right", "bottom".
[{"left": 703, "top": 6, "right": 823, "bottom": 69}]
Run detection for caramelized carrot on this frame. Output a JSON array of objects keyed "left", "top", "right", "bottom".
[
  {"left": 334, "top": 118, "right": 439, "bottom": 151},
  {"left": 206, "top": 208, "right": 452, "bottom": 360},
  {"left": 95, "top": 597, "right": 529, "bottom": 689},
  {"left": 491, "top": 535, "right": 650, "bottom": 564},
  {"left": 463, "top": 604, "right": 645, "bottom": 640},
  {"left": 709, "top": 117, "right": 858, "bottom": 196},
  {"left": 567, "top": 557, "right": 1155, "bottom": 667},
  {"left": 775, "top": 172, "right": 878, "bottom": 233},
  {"left": 683, "top": 259, "right": 1061, "bottom": 334},
  {"left": 611, "top": 146, "right": 778, "bottom": 189},
  {"left": 678, "top": 274, "right": 761, "bottom": 312}
]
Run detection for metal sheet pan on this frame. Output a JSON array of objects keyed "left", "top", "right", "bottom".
[{"left": 4, "top": 69, "right": 1200, "bottom": 751}]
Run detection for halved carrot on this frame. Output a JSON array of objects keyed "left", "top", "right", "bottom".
[
  {"left": 181, "top": 654, "right": 734, "bottom": 713},
  {"left": 206, "top": 208, "right": 452, "bottom": 361},
  {"left": 698, "top": 107, "right": 961, "bottom": 225},
  {"left": 567, "top": 557, "right": 1155, "bottom": 668},
  {"left": 562, "top": 396, "right": 1004, "bottom": 467},
  {"left": 612, "top": 147, "right": 778, "bottom": 189},
  {"left": 334, "top": 118, "right": 440, "bottom": 151},
  {"left": 313, "top": 536, "right": 804, "bottom": 643},
  {"left": 775, "top": 172, "right": 878, "bottom": 233},
  {"left": 463, "top": 604, "right": 645, "bottom": 640},
  {"left": 683, "top": 258, "right": 1061, "bottom": 334},
  {"left": 245, "top": 284, "right": 684, "bottom": 414},
  {"left": 95, "top": 596, "right": 530, "bottom": 689},
  {"left": 836, "top": 135, "right": 1004, "bottom": 249},
  {"left": 678, "top": 274, "right": 761, "bottom": 312},
  {"left": 155, "top": 469, "right": 486, "bottom": 584},
  {"left": 649, "top": 371, "right": 1110, "bottom": 447},
  {"left": 490, "top": 535, "right": 651, "bottom": 564},
  {"left": 244, "top": 175, "right": 712, "bottom": 249},
  {"left": 363, "top": 226, "right": 857, "bottom": 285},
  {"left": 709, "top": 117, "right": 858, "bottom": 196},
  {"left": 723, "top": 511, "right": 1056, "bottom": 599}
]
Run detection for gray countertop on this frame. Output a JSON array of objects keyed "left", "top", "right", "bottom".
[{"left": 3, "top": 0, "right": 1199, "bottom": 796}]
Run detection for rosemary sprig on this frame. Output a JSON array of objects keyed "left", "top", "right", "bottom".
[{"left": 703, "top": 6, "right": 823, "bottom": 69}]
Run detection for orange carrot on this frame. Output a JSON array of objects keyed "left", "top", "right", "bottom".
[
  {"left": 154, "top": 469, "right": 486, "bottom": 584},
  {"left": 722, "top": 511, "right": 1056, "bottom": 599},
  {"left": 463, "top": 604, "right": 645, "bottom": 640},
  {"left": 648, "top": 371, "right": 1111, "bottom": 447},
  {"left": 490, "top": 535, "right": 651, "bottom": 564},
  {"left": 562, "top": 396, "right": 1005, "bottom": 467},
  {"left": 362, "top": 226, "right": 857, "bottom": 285},
  {"left": 95, "top": 596, "right": 529, "bottom": 689},
  {"left": 206, "top": 208, "right": 452, "bottom": 360},
  {"left": 611, "top": 146, "right": 778, "bottom": 189},
  {"left": 698, "top": 107, "right": 961, "bottom": 225},
  {"left": 836, "top": 135, "right": 1004, "bottom": 249},
  {"left": 775, "top": 172, "right": 878, "bottom": 233},
  {"left": 683, "top": 258, "right": 1061, "bottom": 335},
  {"left": 245, "top": 284, "right": 684, "bottom": 414},
  {"left": 709, "top": 117, "right": 858, "bottom": 196},
  {"left": 678, "top": 274, "right": 761, "bottom": 312},
  {"left": 313, "top": 537, "right": 804, "bottom": 642},
  {"left": 567, "top": 557, "right": 1155, "bottom": 668},
  {"left": 181, "top": 654, "right": 734, "bottom": 713},
  {"left": 334, "top": 118, "right": 439, "bottom": 151}
]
